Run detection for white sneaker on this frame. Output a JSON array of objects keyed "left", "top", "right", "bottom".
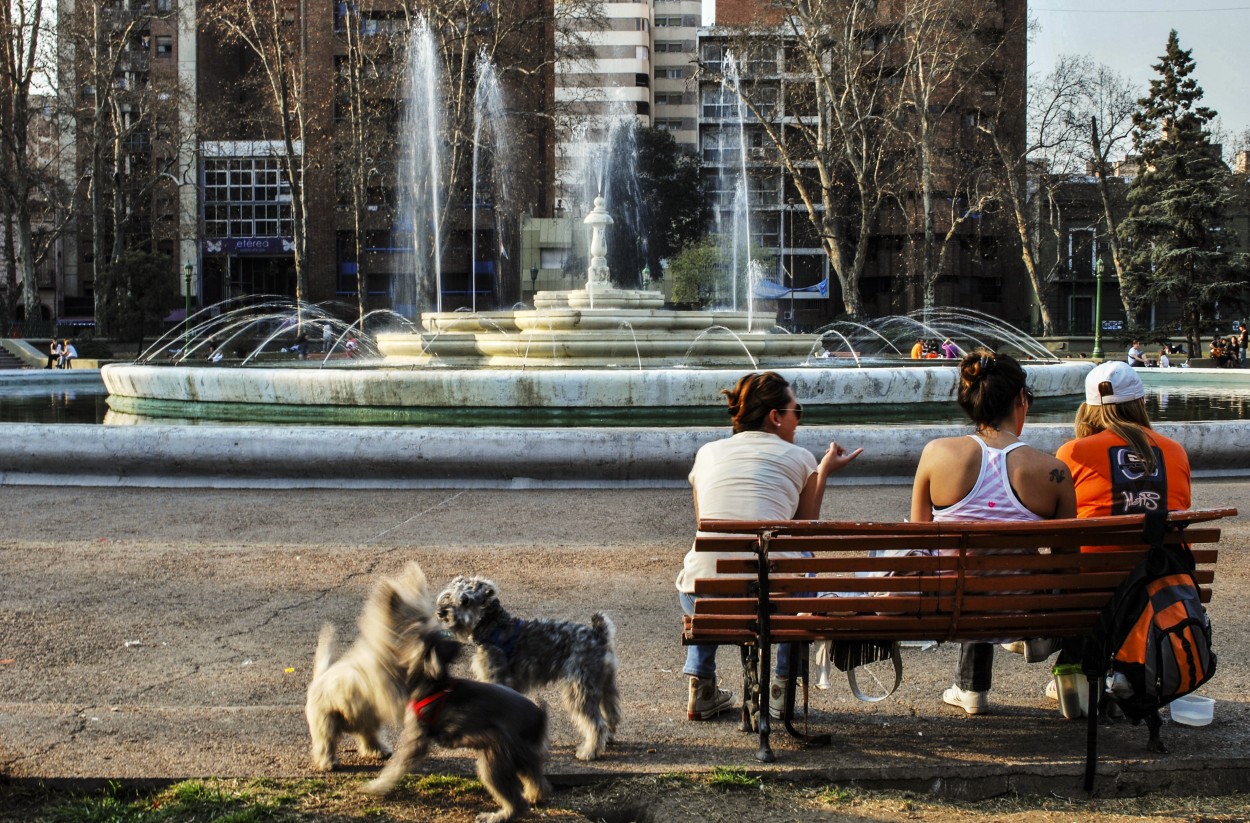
[
  {"left": 943, "top": 684, "right": 988, "bottom": 715},
  {"left": 1045, "top": 678, "right": 1059, "bottom": 701}
]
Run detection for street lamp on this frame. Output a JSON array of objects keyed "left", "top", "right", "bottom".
[
  {"left": 1092, "top": 259, "right": 1105, "bottom": 360},
  {"left": 530, "top": 265, "right": 538, "bottom": 300},
  {"left": 183, "top": 261, "right": 194, "bottom": 351}
]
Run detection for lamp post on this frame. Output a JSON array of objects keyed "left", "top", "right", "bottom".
[
  {"left": 1092, "top": 259, "right": 1105, "bottom": 359},
  {"left": 530, "top": 265, "right": 538, "bottom": 300},
  {"left": 183, "top": 261, "right": 194, "bottom": 351}
]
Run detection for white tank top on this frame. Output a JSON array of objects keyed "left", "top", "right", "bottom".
[{"left": 931, "top": 435, "right": 1040, "bottom": 523}]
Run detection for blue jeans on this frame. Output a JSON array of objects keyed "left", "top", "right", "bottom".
[{"left": 680, "top": 590, "right": 792, "bottom": 679}]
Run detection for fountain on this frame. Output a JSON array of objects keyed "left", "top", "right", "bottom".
[{"left": 99, "top": 23, "right": 1090, "bottom": 426}]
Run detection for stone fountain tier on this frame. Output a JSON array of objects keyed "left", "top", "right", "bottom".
[
  {"left": 100, "top": 362, "right": 1093, "bottom": 416},
  {"left": 391, "top": 288, "right": 804, "bottom": 367}
]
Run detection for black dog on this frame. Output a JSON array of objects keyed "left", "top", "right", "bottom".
[{"left": 364, "top": 628, "right": 549, "bottom": 823}]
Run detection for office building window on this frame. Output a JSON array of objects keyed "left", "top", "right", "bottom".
[
  {"left": 155, "top": 36, "right": 172, "bottom": 57},
  {"left": 203, "top": 156, "right": 295, "bottom": 239}
]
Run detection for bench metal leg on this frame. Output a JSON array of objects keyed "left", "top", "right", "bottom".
[
  {"left": 1084, "top": 672, "right": 1099, "bottom": 792},
  {"left": 756, "top": 638, "right": 774, "bottom": 762},
  {"left": 739, "top": 644, "right": 759, "bottom": 734}
]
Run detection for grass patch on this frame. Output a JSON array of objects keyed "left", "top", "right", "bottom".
[
  {"left": 653, "top": 772, "right": 695, "bottom": 787},
  {"left": 705, "top": 766, "right": 761, "bottom": 790},
  {"left": 816, "top": 785, "right": 853, "bottom": 805},
  {"left": 33, "top": 779, "right": 303, "bottom": 823},
  {"left": 401, "top": 774, "right": 483, "bottom": 801}
]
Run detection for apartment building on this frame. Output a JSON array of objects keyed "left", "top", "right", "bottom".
[{"left": 56, "top": 0, "right": 553, "bottom": 321}]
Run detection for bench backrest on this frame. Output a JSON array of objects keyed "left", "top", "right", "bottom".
[{"left": 688, "top": 508, "right": 1232, "bottom": 644}]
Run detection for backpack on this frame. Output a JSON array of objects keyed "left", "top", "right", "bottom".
[{"left": 1083, "top": 511, "right": 1216, "bottom": 720}]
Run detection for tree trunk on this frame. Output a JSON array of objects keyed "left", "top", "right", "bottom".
[
  {"left": 2, "top": 213, "right": 17, "bottom": 324},
  {"left": 1090, "top": 117, "right": 1134, "bottom": 323}
]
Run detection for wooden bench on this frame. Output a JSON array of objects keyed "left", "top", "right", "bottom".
[{"left": 681, "top": 508, "right": 1234, "bottom": 788}]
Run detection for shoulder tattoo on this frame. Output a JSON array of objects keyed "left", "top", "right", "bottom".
[{"left": 1049, "top": 467, "right": 1067, "bottom": 484}]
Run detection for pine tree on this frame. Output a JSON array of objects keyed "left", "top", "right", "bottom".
[
  {"left": 1118, "top": 31, "right": 1248, "bottom": 353},
  {"left": 1120, "top": 28, "right": 1245, "bottom": 347}
]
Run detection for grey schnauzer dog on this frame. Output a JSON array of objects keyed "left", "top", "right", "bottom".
[
  {"left": 435, "top": 575, "right": 621, "bottom": 761},
  {"left": 305, "top": 562, "right": 430, "bottom": 771},
  {"left": 364, "top": 597, "right": 549, "bottom": 823}
]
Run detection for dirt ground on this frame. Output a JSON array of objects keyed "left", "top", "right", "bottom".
[{"left": 2, "top": 481, "right": 1249, "bottom": 818}]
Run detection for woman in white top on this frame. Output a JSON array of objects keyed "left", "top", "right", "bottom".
[
  {"left": 679, "top": 371, "right": 863, "bottom": 720},
  {"left": 911, "top": 351, "right": 1075, "bottom": 715}
]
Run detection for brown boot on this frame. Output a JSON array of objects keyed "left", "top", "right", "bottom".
[{"left": 688, "top": 676, "right": 733, "bottom": 720}]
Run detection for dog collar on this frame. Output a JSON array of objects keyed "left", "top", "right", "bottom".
[
  {"left": 486, "top": 617, "right": 525, "bottom": 659},
  {"left": 411, "top": 685, "right": 455, "bottom": 727}
]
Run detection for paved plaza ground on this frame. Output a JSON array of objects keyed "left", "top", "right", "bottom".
[{"left": 2, "top": 481, "right": 1249, "bottom": 815}]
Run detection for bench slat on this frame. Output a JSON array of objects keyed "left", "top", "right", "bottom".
[
  {"left": 696, "top": 508, "right": 1236, "bottom": 536},
  {"left": 714, "top": 548, "right": 1218, "bottom": 577}
]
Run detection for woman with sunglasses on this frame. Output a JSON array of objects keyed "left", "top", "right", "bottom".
[
  {"left": 910, "top": 350, "right": 1076, "bottom": 715},
  {"left": 677, "top": 370, "right": 863, "bottom": 721}
]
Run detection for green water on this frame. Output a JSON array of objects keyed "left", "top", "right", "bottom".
[{"left": 3, "top": 384, "right": 1248, "bottom": 426}]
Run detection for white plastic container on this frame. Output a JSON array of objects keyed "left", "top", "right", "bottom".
[{"left": 1170, "top": 693, "right": 1215, "bottom": 726}]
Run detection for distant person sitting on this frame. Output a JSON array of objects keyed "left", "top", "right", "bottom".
[
  {"left": 59, "top": 340, "right": 77, "bottom": 369},
  {"left": 1126, "top": 339, "right": 1147, "bottom": 368},
  {"left": 910, "top": 338, "right": 923, "bottom": 359},
  {"left": 1211, "top": 337, "right": 1233, "bottom": 368},
  {"left": 1157, "top": 349, "right": 1170, "bottom": 368},
  {"left": 45, "top": 339, "right": 62, "bottom": 369}
]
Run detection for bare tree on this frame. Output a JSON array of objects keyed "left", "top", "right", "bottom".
[
  {"left": 1079, "top": 60, "right": 1139, "bottom": 319},
  {"left": 707, "top": 0, "right": 909, "bottom": 318},
  {"left": 60, "top": 0, "right": 188, "bottom": 331},
  {"left": 895, "top": 0, "right": 1003, "bottom": 309},
  {"left": 979, "top": 55, "right": 1090, "bottom": 335},
  {"left": 202, "top": 0, "right": 315, "bottom": 308},
  {"left": 336, "top": 4, "right": 395, "bottom": 325},
  {"left": 0, "top": 0, "right": 54, "bottom": 323}
]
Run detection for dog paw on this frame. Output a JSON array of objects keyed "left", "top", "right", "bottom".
[
  {"left": 1147, "top": 738, "right": 1169, "bottom": 755},
  {"left": 575, "top": 743, "right": 603, "bottom": 761},
  {"left": 475, "top": 812, "right": 514, "bottom": 823},
  {"left": 362, "top": 777, "right": 394, "bottom": 796}
]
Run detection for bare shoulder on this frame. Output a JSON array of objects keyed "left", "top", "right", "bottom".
[
  {"left": 922, "top": 435, "right": 975, "bottom": 459},
  {"left": 1019, "top": 446, "right": 1072, "bottom": 484}
]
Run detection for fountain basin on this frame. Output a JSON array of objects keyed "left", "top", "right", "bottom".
[
  {"left": 101, "top": 361, "right": 1092, "bottom": 419},
  {"left": 2, "top": 419, "right": 1244, "bottom": 488}
]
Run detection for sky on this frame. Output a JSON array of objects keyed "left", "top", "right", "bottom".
[{"left": 1030, "top": 2, "right": 1250, "bottom": 148}]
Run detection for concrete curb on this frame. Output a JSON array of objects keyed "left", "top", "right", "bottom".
[{"left": 1, "top": 420, "right": 1248, "bottom": 488}]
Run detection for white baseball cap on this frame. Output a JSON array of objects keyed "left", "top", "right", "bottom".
[{"left": 1085, "top": 361, "right": 1146, "bottom": 406}]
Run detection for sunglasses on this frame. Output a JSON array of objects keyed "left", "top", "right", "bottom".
[{"left": 778, "top": 403, "right": 803, "bottom": 421}]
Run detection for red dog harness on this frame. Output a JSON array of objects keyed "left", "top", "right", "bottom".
[{"left": 411, "top": 686, "right": 455, "bottom": 727}]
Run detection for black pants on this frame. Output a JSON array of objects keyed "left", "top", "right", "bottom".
[{"left": 956, "top": 642, "right": 994, "bottom": 692}]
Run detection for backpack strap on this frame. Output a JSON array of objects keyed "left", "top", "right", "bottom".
[{"left": 1142, "top": 508, "right": 1168, "bottom": 550}]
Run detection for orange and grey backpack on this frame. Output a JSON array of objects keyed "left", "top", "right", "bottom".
[{"left": 1083, "top": 510, "right": 1216, "bottom": 720}]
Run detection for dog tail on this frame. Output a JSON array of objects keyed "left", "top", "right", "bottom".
[
  {"left": 592, "top": 612, "right": 616, "bottom": 650},
  {"left": 313, "top": 623, "right": 336, "bottom": 680}
]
